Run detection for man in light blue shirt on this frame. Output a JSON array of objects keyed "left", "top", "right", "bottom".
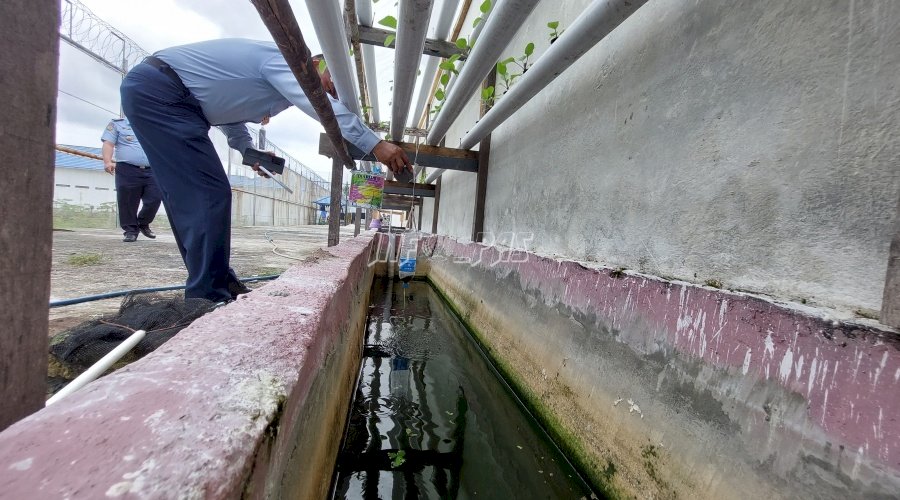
[
  {"left": 121, "top": 38, "right": 411, "bottom": 302},
  {"left": 100, "top": 118, "right": 161, "bottom": 242}
]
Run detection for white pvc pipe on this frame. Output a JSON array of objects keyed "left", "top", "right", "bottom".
[
  {"left": 357, "top": 0, "right": 381, "bottom": 123},
  {"left": 425, "top": 0, "right": 540, "bottom": 146},
  {"left": 408, "top": 0, "right": 459, "bottom": 129},
  {"left": 305, "top": 0, "right": 362, "bottom": 116},
  {"left": 390, "top": 0, "right": 435, "bottom": 140},
  {"left": 426, "top": 0, "right": 648, "bottom": 184},
  {"left": 46, "top": 329, "right": 147, "bottom": 406}
]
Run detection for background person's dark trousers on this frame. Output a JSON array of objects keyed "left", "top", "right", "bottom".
[
  {"left": 121, "top": 61, "right": 240, "bottom": 303},
  {"left": 115, "top": 161, "right": 161, "bottom": 237}
]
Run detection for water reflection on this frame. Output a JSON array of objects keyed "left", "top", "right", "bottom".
[{"left": 332, "top": 279, "right": 593, "bottom": 499}]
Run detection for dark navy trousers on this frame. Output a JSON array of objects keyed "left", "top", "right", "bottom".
[
  {"left": 121, "top": 62, "right": 239, "bottom": 302},
  {"left": 115, "top": 162, "right": 161, "bottom": 236}
]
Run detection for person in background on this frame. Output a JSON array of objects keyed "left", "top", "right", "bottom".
[
  {"left": 121, "top": 38, "right": 412, "bottom": 303},
  {"left": 101, "top": 118, "right": 161, "bottom": 242}
]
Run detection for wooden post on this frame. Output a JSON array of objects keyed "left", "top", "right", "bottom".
[
  {"left": 432, "top": 177, "right": 442, "bottom": 234},
  {"left": 328, "top": 157, "right": 342, "bottom": 247},
  {"left": 472, "top": 67, "right": 496, "bottom": 242},
  {"left": 354, "top": 207, "right": 361, "bottom": 236},
  {"left": 0, "top": 0, "right": 58, "bottom": 430},
  {"left": 881, "top": 197, "right": 900, "bottom": 327}
]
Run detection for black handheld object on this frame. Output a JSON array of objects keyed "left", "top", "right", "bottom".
[{"left": 242, "top": 148, "right": 285, "bottom": 175}]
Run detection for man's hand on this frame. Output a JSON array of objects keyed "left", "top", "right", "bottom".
[
  {"left": 372, "top": 141, "right": 413, "bottom": 175},
  {"left": 104, "top": 160, "right": 116, "bottom": 175},
  {"left": 250, "top": 151, "right": 275, "bottom": 178},
  {"left": 320, "top": 70, "right": 337, "bottom": 99}
]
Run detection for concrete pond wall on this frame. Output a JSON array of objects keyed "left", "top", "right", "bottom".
[
  {"left": 0, "top": 232, "right": 897, "bottom": 498},
  {"left": 420, "top": 234, "right": 900, "bottom": 498},
  {"left": 424, "top": 0, "right": 900, "bottom": 316}
]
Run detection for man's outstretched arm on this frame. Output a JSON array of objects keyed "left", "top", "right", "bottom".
[{"left": 263, "top": 57, "right": 412, "bottom": 174}]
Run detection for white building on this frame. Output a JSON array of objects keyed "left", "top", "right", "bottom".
[{"left": 54, "top": 145, "right": 117, "bottom": 208}]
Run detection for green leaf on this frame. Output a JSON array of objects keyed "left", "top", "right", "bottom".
[
  {"left": 378, "top": 15, "right": 397, "bottom": 29},
  {"left": 547, "top": 21, "right": 559, "bottom": 29},
  {"left": 317, "top": 59, "right": 327, "bottom": 73},
  {"left": 439, "top": 60, "right": 455, "bottom": 71},
  {"left": 435, "top": 89, "right": 445, "bottom": 101},
  {"left": 384, "top": 33, "right": 396, "bottom": 47},
  {"left": 481, "top": 86, "right": 494, "bottom": 99},
  {"left": 480, "top": 0, "right": 491, "bottom": 13},
  {"left": 455, "top": 38, "right": 468, "bottom": 50},
  {"left": 501, "top": 57, "right": 516, "bottom": 64},
  {"left": 448, "top": 53, "right": 461, "bottom": 63},
  {"left": 472, "top": 16, "right": 481, "bottom": 27},
  {"left": 440, "top": 73, "right": 450, "bottom": 85},
  {"left": 524, "top": 42, "right": 534, "bottom": 56},
  {"left": 496, "top": 62, "right": 507, "bottom": 75}
]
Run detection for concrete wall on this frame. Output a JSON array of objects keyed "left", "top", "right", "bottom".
[
  {"left": 435, "top": 0, "right": 900, "bottom": 314},
  {"left": 422, "top": 235, "right": 900, "bottom": 498},
  {"left": 54, "top": 168, "right": 117, "bottom": 207},
  {"left": 0, "top": 236, "right": 376, "bottom": 498}
]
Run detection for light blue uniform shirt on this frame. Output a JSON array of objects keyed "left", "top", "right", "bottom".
[
  {"left": 154, "top": 39, "right": 381, "bottom": 156},
  {"left": 101, "top": 118, "right": 151, "bottom": 167}
]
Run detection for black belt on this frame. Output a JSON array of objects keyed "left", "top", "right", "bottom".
[
  {"left": 144, "top": 56, "right": 187, "bottom": 90},
  {"left": 118, "top": 161, "right": 151, "bottom": 170}
]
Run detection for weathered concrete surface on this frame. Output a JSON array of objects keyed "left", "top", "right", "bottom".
[
  {"left": 882, "top": 195, "right": 900, "bottom": 327},
  {"left": 0, "top": 235, "right": 375, "bottom": 498},
  {"left": 422, "top": 235, "right": 900, "bottom": 498},
  {"left": 436, "top": 0, "right": 900, "bottom": 314},
  {"left": 0, "top": 0, "right": 59, "bottom": 431}
]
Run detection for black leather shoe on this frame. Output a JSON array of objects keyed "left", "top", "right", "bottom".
[
  {"left": 228, "top": 280, "right": 251, "bottom": 299},
  {"left": 123, "top": 233, "right": 138, "bottom": 242},
  {"left": 139, "top": 226, "right": 156, "bottom": 239}
]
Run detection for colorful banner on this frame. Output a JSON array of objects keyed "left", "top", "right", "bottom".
[{"left": 349, "top": 171, "right": 384, "bottom": 209}]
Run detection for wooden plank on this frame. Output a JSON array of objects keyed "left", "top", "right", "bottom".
[
  {"left": 432, "top": 177, "right": 442, "bottom": 234},
  {"left": 882, "top": 200, "right": 900, "bottom": 327},
  {"left": 318, "top": 134, "right": 478, "bottom": 172},
  {"left": 472, "top": 67, "right": 496, "bottom": 242},
  {"left": 368, "top": 122, "right": 428, "bottom": 138},
  {"left": 327, "top": 157, "right": 342, "bottom": 247},
  {"left": 358, "top": 25, "right": 466, "bottom": 60},
  {"left": 384, "top": 180, "right": 435, "bottom": 197}
]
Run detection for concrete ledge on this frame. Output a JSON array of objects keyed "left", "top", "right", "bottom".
[
  {"left": 0, "top": 235, "right": 376, "bottom": 499},
  {"left": 422, "top": 235, "right": 900, "bottom": 499}
]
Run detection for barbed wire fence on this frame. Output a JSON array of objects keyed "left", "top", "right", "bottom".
[{"left": 57, "top": 0, "right": 332, "bottom": 227}]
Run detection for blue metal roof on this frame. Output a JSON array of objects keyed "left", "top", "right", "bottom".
[{"left": 56, "top": 144, "right": 104, "bottom": 171}]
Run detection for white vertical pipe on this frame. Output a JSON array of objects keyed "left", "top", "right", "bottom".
[
  {"left": 425, "top": 0, "right": 649, "bottom": 184},
  {"left": 390, "top": 0, "right": 435, "bottom": 140},
  {"left": 46, "top": 329, "right": 147, "bottom": 405},
  {"left": 305, "top": 0, "right": 362, "bottom": 116},
  {"left": 357, "top": 0, "right": 381, "bottom": 123},
  {"left": 425, "top": 0, "right": 539, "bottom": 146},
  {"left": 408, "top": 0, "right": 459, "bottom": 129}
]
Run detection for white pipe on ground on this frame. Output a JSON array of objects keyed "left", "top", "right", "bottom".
[
  {"left": 390, "top": 0, "right": 435, "bottom": 140},
  {"left": 357, "top": 0, "right": 381, "bottom": 123},
  {"left": 425, "top": 0, "right": 649, "bottom": 184},
  {"left": 425, "top": 0, "right": 539, "bottom": 146},
  {"left": 305, "top": 0, "right": 362, "bottom": 116},
  {"left": 46, "top": 329, "right": 147, "bottom": 405}
]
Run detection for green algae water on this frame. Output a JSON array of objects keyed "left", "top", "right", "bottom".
[{"left": 331, "top": 279, "right": 595, "bottom": 499}]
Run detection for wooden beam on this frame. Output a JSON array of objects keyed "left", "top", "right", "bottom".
[
  {"left": 368, "top": 122, "right": 427, "bottom": 138},
  {"left": 384, "top": 180, "right": 435, "bottom": 197},
  {"left": 472, "top": 67, "right": 496, "bottom": 242},
  {"left": 318, "top": 133, "right": 478, "bottom": 172},
  {"left": 328, "top": 156, "right": 342, "bottom": 246},
  {"left": 882, "top": 197, "right": 900, "bottom": 327},
  {"left": 357, "top": 25, "right": 466, "bottom": 60},
  {"left": 432, "top": 177, "right": 442, "bottom": 233}
]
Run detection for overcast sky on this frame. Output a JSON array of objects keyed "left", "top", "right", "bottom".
[{"left": 56, "top": 0, "right": 439, "bottom": 179}]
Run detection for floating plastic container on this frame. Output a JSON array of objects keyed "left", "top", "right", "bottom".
[{"left": 348, "top": 171, "right": 384, "bottom": 209}]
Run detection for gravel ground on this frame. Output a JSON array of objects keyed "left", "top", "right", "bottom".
[{"left": 49, "top": 224, "right": 357, "bottom": 336}]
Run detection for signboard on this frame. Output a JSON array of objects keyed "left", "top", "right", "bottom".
[{"left": 349, "top": 171, "right": 384, "bottom": 209}]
